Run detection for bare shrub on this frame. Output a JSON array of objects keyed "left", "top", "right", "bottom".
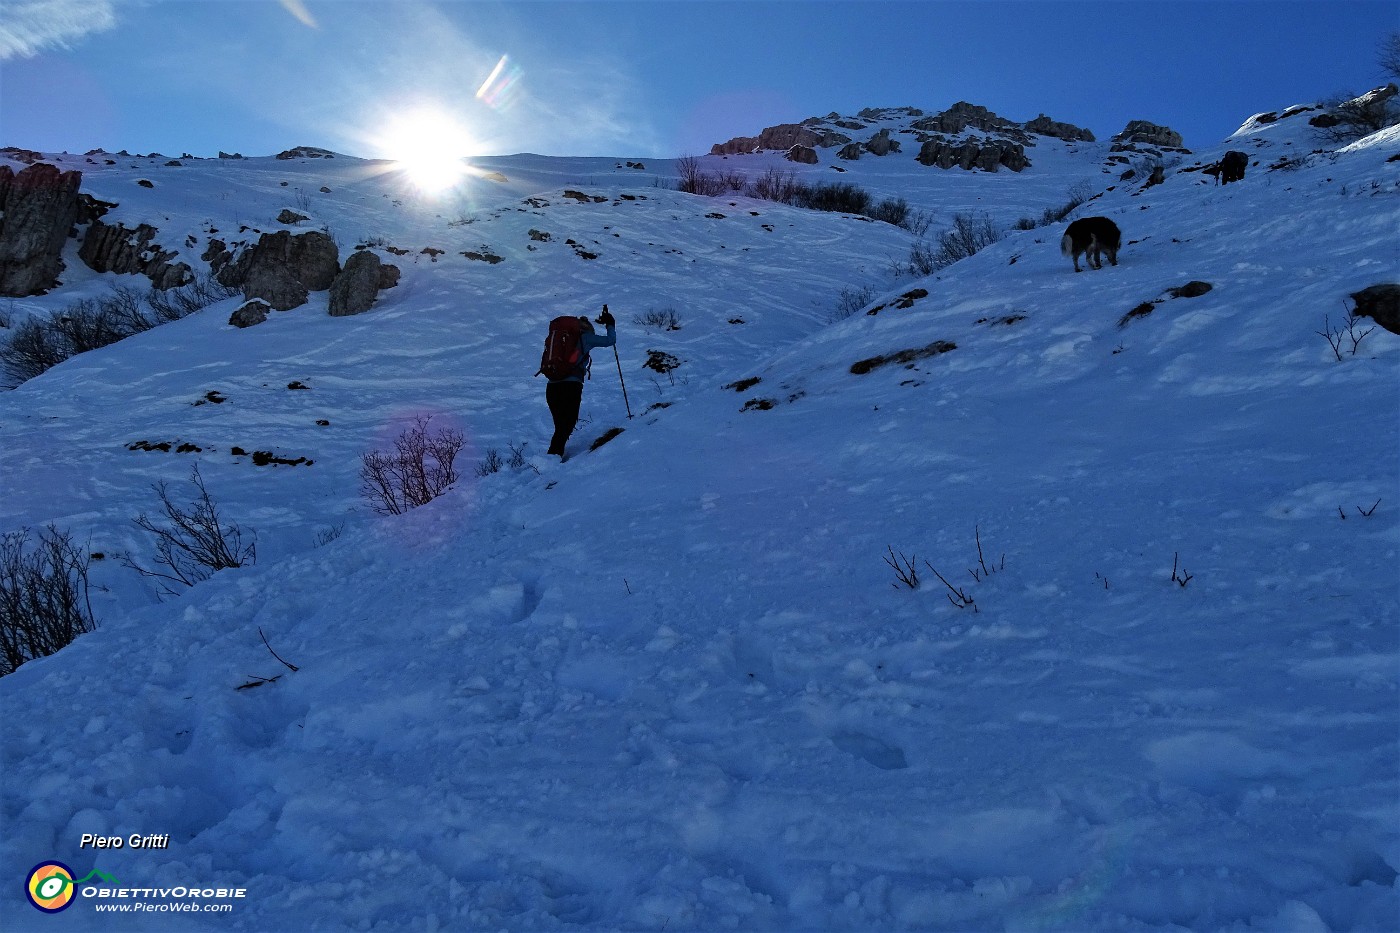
[
  {"left": 718, "top": 169, "right": 747, "bottom": 192},
  {"left": 1316, "top": 88, "right": 1400, "bottom": 142},
  {"left": 0, "top": 526, "right": 97, "bottom": 676},
  {"left": 360, "top": 415, "right": 466, "bottom": 515},
  {"left": 474, "top": 448, "right": 504, "bottom": 477},
  {"left": 869, "top": 196, "right": 910, "bottom": 227},
  {"left": 1, "top": 317, "right": 71, "bottom": 387},
  {"left": 832, "top": 284, "right": 876, "bottom": 321},
  {"left": 675, "top": 155, "right": 726, "bottom": 196},
  {"left": 796, "top": 181, "right": 872, "bottom": 215},
  {"left": 632, "top": 307, "right": 682, "bottom": 330},
  {"left": 1381, "top": 30, "right": 1400, "bottom": 81},
  {"left": 122, "top": 465, "right": 256, "bottom": 598},
  {"left": 147, "top": 274, "right": 238, "bottom": 324},
  {"left": 1, "top": 277, "right": 237, "bottom": 387},
  {"left": 932, "top": 212, "right": 1003, "bottom": 268},
  {"left": 746, "top": 167, "right": 803, "bottom": 204}
]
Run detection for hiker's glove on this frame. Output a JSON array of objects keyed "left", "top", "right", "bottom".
[{"left": 598, "top": 308, "right": 615, "bottom": 327}]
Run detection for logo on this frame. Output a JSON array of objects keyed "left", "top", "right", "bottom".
[
  {"left": 25, "top": 862, "right": 121, "bottom": 913},
  {"left": 26, "top": 862, "right": 76, "bottom": 913}
]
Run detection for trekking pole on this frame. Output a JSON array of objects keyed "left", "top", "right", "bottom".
[{"left": 613, "top": 344, "right": 633, "bottom": 419}]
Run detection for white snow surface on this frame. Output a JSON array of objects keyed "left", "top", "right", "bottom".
[{"left": 2, "top": 104, "right": 1398, "bottom": 932}]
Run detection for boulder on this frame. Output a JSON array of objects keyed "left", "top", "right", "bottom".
[
  {"left": 277, "top": 209, "right": 309, "bottom": 225},
  {"left": 838, "top": 142, "right": 863, "bottom": 161},
  {"left": 0, "top": 162, "right": 83, "bottom": 296},
  {"left": 864, "top": 128, "right": 897, "bottom": 156},
  {"left": 229, "top": 298, "right": 271, "bottom": 328},
  {"left": 215, "top": 229, "right": 340, "bottom": 309},
  {"left": 1350, "top": 284, "right": 1400, "bottom": 335},
  {"left": 377, "top": 263, "right": 401, "bottom": 290},
  {"left": 785, "top": 145, "right": 820, "bottom": 165},
  {"left": 328, "top": 249, "right": 385, "bottom": 316}
]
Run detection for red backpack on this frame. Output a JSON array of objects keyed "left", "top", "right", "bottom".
[{"left": 536, "top": 315, "right": 588, "bottom": 380}]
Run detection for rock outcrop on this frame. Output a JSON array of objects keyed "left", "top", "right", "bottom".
[
  {"left": 328, "top": 249, "right": 397, "bottom": 316},
  {"left": 276, "top": 146, "right": 336, "bottom": 160},
  {"left": 1350, "top": 283, "right": 1400, "bottom": 335},
  {"left": 912, "top": 102, "right": 1027, "bottom": 140},
  {"left": 710, "top": 123, "right": 851, "bottom": 155},
  {"left": 1111, "top": 120, "right": 1187, "bottom": 151},
  {"left": 785, "top": 145, "right": 820, "bottom": 165},
  {"left": 916, "top": 138, "right": 1029, "bottom": 172},
  {"left": 864, "top": 128, "right": 899, "bottom": 156},
  {"left": 79, "top": 220, "right": 193, "bottom": 290},
  {"left": 707, "top": 102, "right": 1093, "bottom": 172},
  {"left": 211, "top": 229, "right": 340, "bottom": 311},
  {"left": 0, "top": 162, "right": 83, "bottom": 296},
  {"left": 1024, "top": 114, "right": 1096, "bottom": 142}
]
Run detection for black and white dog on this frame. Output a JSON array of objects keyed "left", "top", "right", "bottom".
[{"left": 1061, "top": 217, "right": 1121, "bottom": 272}]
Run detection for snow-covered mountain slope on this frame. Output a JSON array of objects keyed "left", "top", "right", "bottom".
[{"left": 1, "top": 99, "right": 1397, "bottom": 932}]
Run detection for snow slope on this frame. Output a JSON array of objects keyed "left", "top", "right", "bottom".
[{"left": 1, "top": 103, "right": 1398, "bottom": 931}]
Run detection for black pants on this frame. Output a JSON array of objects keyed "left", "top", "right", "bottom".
[{"left": 546, "top": 380, "right": 583, "bottom": 456}]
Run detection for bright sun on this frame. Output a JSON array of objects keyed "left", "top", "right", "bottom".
[{"left": 381, "top": 110, "right": 475, "bottom": 194}]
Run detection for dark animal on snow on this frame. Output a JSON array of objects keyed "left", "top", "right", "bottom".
[
  {"left": 1061, "top": 217, "right": 1121, "bottom": 272},
  {"left": 1219, "top": 150, "right": 1247, "bottom": 184}
]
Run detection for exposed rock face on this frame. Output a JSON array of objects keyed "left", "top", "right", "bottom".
[
  {"left": 1112, "top": 120, "right": 1186, "bottom": 151},
  {"left": 1350, "top": 283, "right": 1400, "bottom": 335},
  {"left": 912, "top": 101, "right": 1024, "bottom": 138},
  {"left": 710, "top": 123, "right": 850, "bottom": 155},
  {"left": 276, "top": 146, "right": 336, "bottom": 160},
  {"left": 1024, "top": 114, "right": 1096, "bottom": 142},
  {"left": 213, "top": 229, "right": 340, "bottom": 311},
  {"left": 229, "top": 298, "right": 271, "bottom": 328},
  {"left": 916, "top": 138, "right": 1029, "bottom": 172},
  {"left": 785, "top": 145, "right": 820, "bottom": 165},
  {"left": 0, "top": 162, "right": 83, "bottom": 296},
  {"left": 79, "top": 220, "right": 194, "bottom": 289},
  {"left": 243, "top": 261, "right": 308, "bottom": 312},
  {"left": 1, "top": 147, "right": 46, "bottom": 165},
  {"left": 328, "top": 249, "right": 386, "bottom": 316}
]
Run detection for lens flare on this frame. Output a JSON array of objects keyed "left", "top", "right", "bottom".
[{"left": 476, "top": 54, "right": 523, "bottom": 111}]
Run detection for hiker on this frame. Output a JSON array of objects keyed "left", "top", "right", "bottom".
[{"left": 542, "top": 305, "right": 616, "bottom": 459}]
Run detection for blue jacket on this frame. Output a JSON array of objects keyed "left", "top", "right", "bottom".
[{"left": 553, "top": 323, "right": 616, "bottom": 383}]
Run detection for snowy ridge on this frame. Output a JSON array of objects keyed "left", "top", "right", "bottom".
[{"left": 1, "top": 102, "right": 1398, "bottom": 931}]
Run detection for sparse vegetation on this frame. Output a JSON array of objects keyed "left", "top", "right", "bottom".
[
  {"left": 122, "top": 465, "right": 256, "bottom": 599},
  {"left": 1315, "top": 88, "right": 1400, "bottom": 143},
  {"left": 359, "top": 415, "right": 465, "bottom": 515},
  {"left": 0, "top": 526, "right": 97, "bottom": 677},
  {"left": 633, "top": 307, "right": 682, "bottom": 331},
  {"left": 0, "top": 276, "right": 237, "bottom": 387},
  {"left": 832, "top": 284, "right": 876, "bottom": 321},
  {"left": 677, "top": 161, "right": 930, "bottom": 231},
  {"left": 1316, "top": 310, "right": 1376, "bottom": 361}
]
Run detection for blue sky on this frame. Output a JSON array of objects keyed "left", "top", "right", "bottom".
[{"left": 1, "top": 1, "right": 1394, "bottom": 159}]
